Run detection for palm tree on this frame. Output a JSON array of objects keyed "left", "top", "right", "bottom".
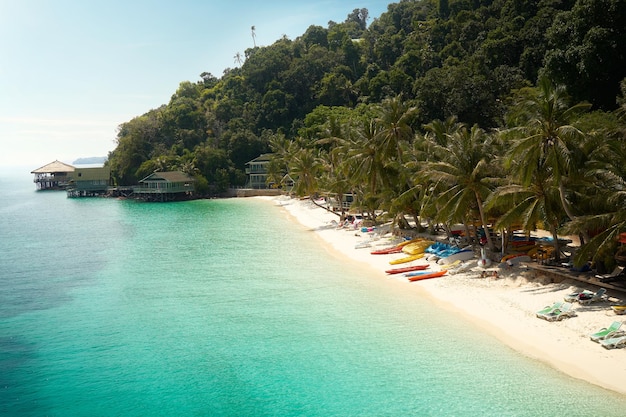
[
  {"left": 506, "top": 77, "right": 591, "bottom": 222},
  {"left": 502, "top": 77, "right": 592, "bottom": 260},
  {"left": 313, "top": 121, "right": 354, "bottom": 217},
  {"left": 267, "top": 133, "right": 296, "bottom": 189},
  {"left": 373, "top": 94, "right": 418, "bottom": 165},
  {"left": 487, "top": 163, "right": 566, "bottom": 260},
  {"left": 251, "top": 26, "right": 257, "bottom": 47},
  {"left": 561, "top": 128, "right": 626, "bottom": 267},
  {"left": 421, "top": 124, "right": 499, "bottom": 252},
  {"left": 345, "top": 118, "right": 384, "bottom": 198},
  {"left": 289, "top": 146, "right": 322, "bottom": 198},
  {"left": 234, "top": 52, "right": 243, "bottom": 66}
]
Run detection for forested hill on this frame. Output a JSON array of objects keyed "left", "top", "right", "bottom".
[{"left": 107, "top": 0, "right": 626, "bottom": 193}]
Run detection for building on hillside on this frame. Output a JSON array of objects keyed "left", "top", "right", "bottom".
[
  {"left": 31, "top": 160, "right": 75, "bottom": 190},
  {"left": 133, "top": 171, "right": 195, "bottom": 202},
  {"left": 66, "top": 166, "right": 112, "bottom": 197},
  {"left": 245, "top": 154, "right": 272, "bottom": 189}
]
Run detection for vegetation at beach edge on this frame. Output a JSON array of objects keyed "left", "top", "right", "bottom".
[{"left": 105, "top": 0, "right": 626, "bottom": 268}]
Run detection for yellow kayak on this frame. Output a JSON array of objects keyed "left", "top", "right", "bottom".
[
  {"left": 396, "top": 237, "right": 424, "bottom": 248},
  {"left": 401, "top": 240, "right": 434, "bottom": 255},
  {"left": 612, "top": 305, "right": 626, "bottom": 315},
  {"left": 390, "top": 253, "right": 425, "bottom": 265},
  {"left": 440, "top": 259, "right": 461, "bottom": 270}
]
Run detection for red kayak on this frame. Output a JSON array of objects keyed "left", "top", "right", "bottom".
[
  {"left": 385, "top": 264, "right": 429, "bottom": 275},
  {"left": 371, "top": 246, "right": 403, "bottom": 255},
  {"left": 371, "top": 238, "right": 423, "bottom": 255},
  {"left": 407, "top": 270, "right": 447, "bottom": 282}
]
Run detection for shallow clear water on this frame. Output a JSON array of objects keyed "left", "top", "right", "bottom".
[{"left": 2, "top": 168, "right": 625, "bottom": 416}]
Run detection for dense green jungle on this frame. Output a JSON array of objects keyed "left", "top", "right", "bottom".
[{"left": 106, "top": 0, "right": 626, "bottom": 267}]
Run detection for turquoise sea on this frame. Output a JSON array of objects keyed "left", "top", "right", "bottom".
[{"left": 1, "top": 167, "right": 626, "bottom": 416}]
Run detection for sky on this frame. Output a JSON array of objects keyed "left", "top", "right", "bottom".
[{"left": 0, "top": 0, "right": 392, "bottom": 168}]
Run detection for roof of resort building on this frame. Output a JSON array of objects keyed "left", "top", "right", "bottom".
[
  {"left": 72, "top": 166, "right": 111, "bottom": 181},
  {"left": 246, "top": 153, "right": 272, "bottom": 164},
  {"left": 139, "top": 171, "right": 194, "bottom": 183},
  {"left": 31, "top": 160, "right": 75, "bottom": 174}
]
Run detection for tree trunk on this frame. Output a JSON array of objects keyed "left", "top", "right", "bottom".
[
  {"left": 559, "top": 181, "right": 589, "bottom": 244},
  {"left": 475, "top": 191, "right": 495, "bottom": 252},
  {"left": 310, "top": 196, "right": 341, "bottom": 217},
  {"left": 549, "top": 222, "right": 561, "bottom": 263}
]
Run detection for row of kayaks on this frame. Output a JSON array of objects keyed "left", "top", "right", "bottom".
[
  {"left": 372, "top": 235, "right": 547, "bottom": 282},
  {"left": 384, "top": 262, "right": 449, "bottom": 281},
  {"left": 405, "top": 270, "right": 448, "bottom": 282},
  {"left": 376, "top": 238, "right": 474, "bottom": 266},
  {"left": 374, "top": 238, "right": 466, "bottom": 282}
]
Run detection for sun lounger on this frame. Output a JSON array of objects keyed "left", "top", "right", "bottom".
[
  {"left": 596, "top": 266, "right": 625, "bottom": 283},
  {"left": 590, "top": 321, "right": 625, "bottom": 342},
  {"left": 564, "top": 291, "right": 584, "bottom": 303},
  {"left": 535, "top": 302, "right": 563, "bottom": 318},
  {"left": 578, "top": 288, "right": 607, "bottom": 305},
  {"left": 599, "top": 334, "right": 626, "bottom": 349},
  {"left": 537, "top": 302, "right": 576, "bottom": 321},
  {"left": 564, "top": 288, "right": 607, "bottom": 305}
]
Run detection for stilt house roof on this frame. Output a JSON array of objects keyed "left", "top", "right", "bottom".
[{"left": 31, "top": 160, "right": 75, "bottom": 174}]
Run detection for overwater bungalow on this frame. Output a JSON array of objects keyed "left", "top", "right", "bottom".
[
  {"left": 31, "top": 160, "right": 75, "bottom": 190},
  {"left": 66, "top": 166, "right": 112, "bottom": 197},
  {"left": 133, "top": 171, "right": 195, "bottom": 202}
]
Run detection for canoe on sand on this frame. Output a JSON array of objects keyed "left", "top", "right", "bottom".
[
  {"left": 385, "top": 264, "right": 429, "bottom": 275},
  {"left": 370, "top": 238, "right": 424, "bottom": 255},
  {"left": 612, "top": 305, "right": 626, "bottom": 315},
  {"left": 389, "top": 253, "right": 424, "bottom": 265},
  {"left": 401, "top": 240, "right": 435, "bottom": 255},
  {"left": 407, "top": 270, "right": 447, "bottom": 282},
  {"left": 437, "top": 249, "right": 474, "bottom": 265},
  {"left": 371, "top": 246, "right": 403, "bottom": 255}
]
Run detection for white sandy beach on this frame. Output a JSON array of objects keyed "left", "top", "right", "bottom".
[{"left": 266, "top": 196, "right": 626, "bottom": 396}]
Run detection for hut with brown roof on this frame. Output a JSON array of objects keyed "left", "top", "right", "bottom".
[
  {"left": 134, "top": 171, "right": 195, "bottom": 202},
  {"left": 30, "top": 160, "right": 75, "bottom": 190}
]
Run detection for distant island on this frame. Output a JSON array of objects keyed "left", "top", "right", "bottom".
[{"left": 73, "top": 157, "right": 107, "bottom": 165}]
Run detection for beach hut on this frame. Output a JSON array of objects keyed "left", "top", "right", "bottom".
[
  {"left": 31, "top": 160, "right": 75, "bottom": 190},
  {"left": 134, "top": 171, "right": 195, "bottom": 201}
]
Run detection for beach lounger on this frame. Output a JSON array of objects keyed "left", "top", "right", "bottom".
[
  {"left": 599, "top": 334, "right": 626, "bottom": 350},
  {"left": 578, "top": 288, "right": 607, "bottom": 305},
  {"left": 537, "top": 302, "right": 576, "bottom": 321},
  {"left": 564, "top": 291, "right": 582, "bottom": 303},
  {"left": 589, "top": 321, "right": 625, "bottom": 342},
  {"left": 564, "top": 288, "right": 607, "bottom": 305},
  {"left": 535, "top": 302, "right": 563, "bottom": 319},
  {"left": 596, "top": 266, "right": 625, "bottom": 283}
]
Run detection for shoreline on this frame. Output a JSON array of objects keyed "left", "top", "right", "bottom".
[{"left": 265, "top": 196, "right": 626, "bottom": 396}]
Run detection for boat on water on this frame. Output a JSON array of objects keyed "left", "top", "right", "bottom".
[
  {"left": 385, "top": 264, "right": 429, "bottom": 275},
  {"left": 407, "top": 270, "right": 447, "bottom": 282}
]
